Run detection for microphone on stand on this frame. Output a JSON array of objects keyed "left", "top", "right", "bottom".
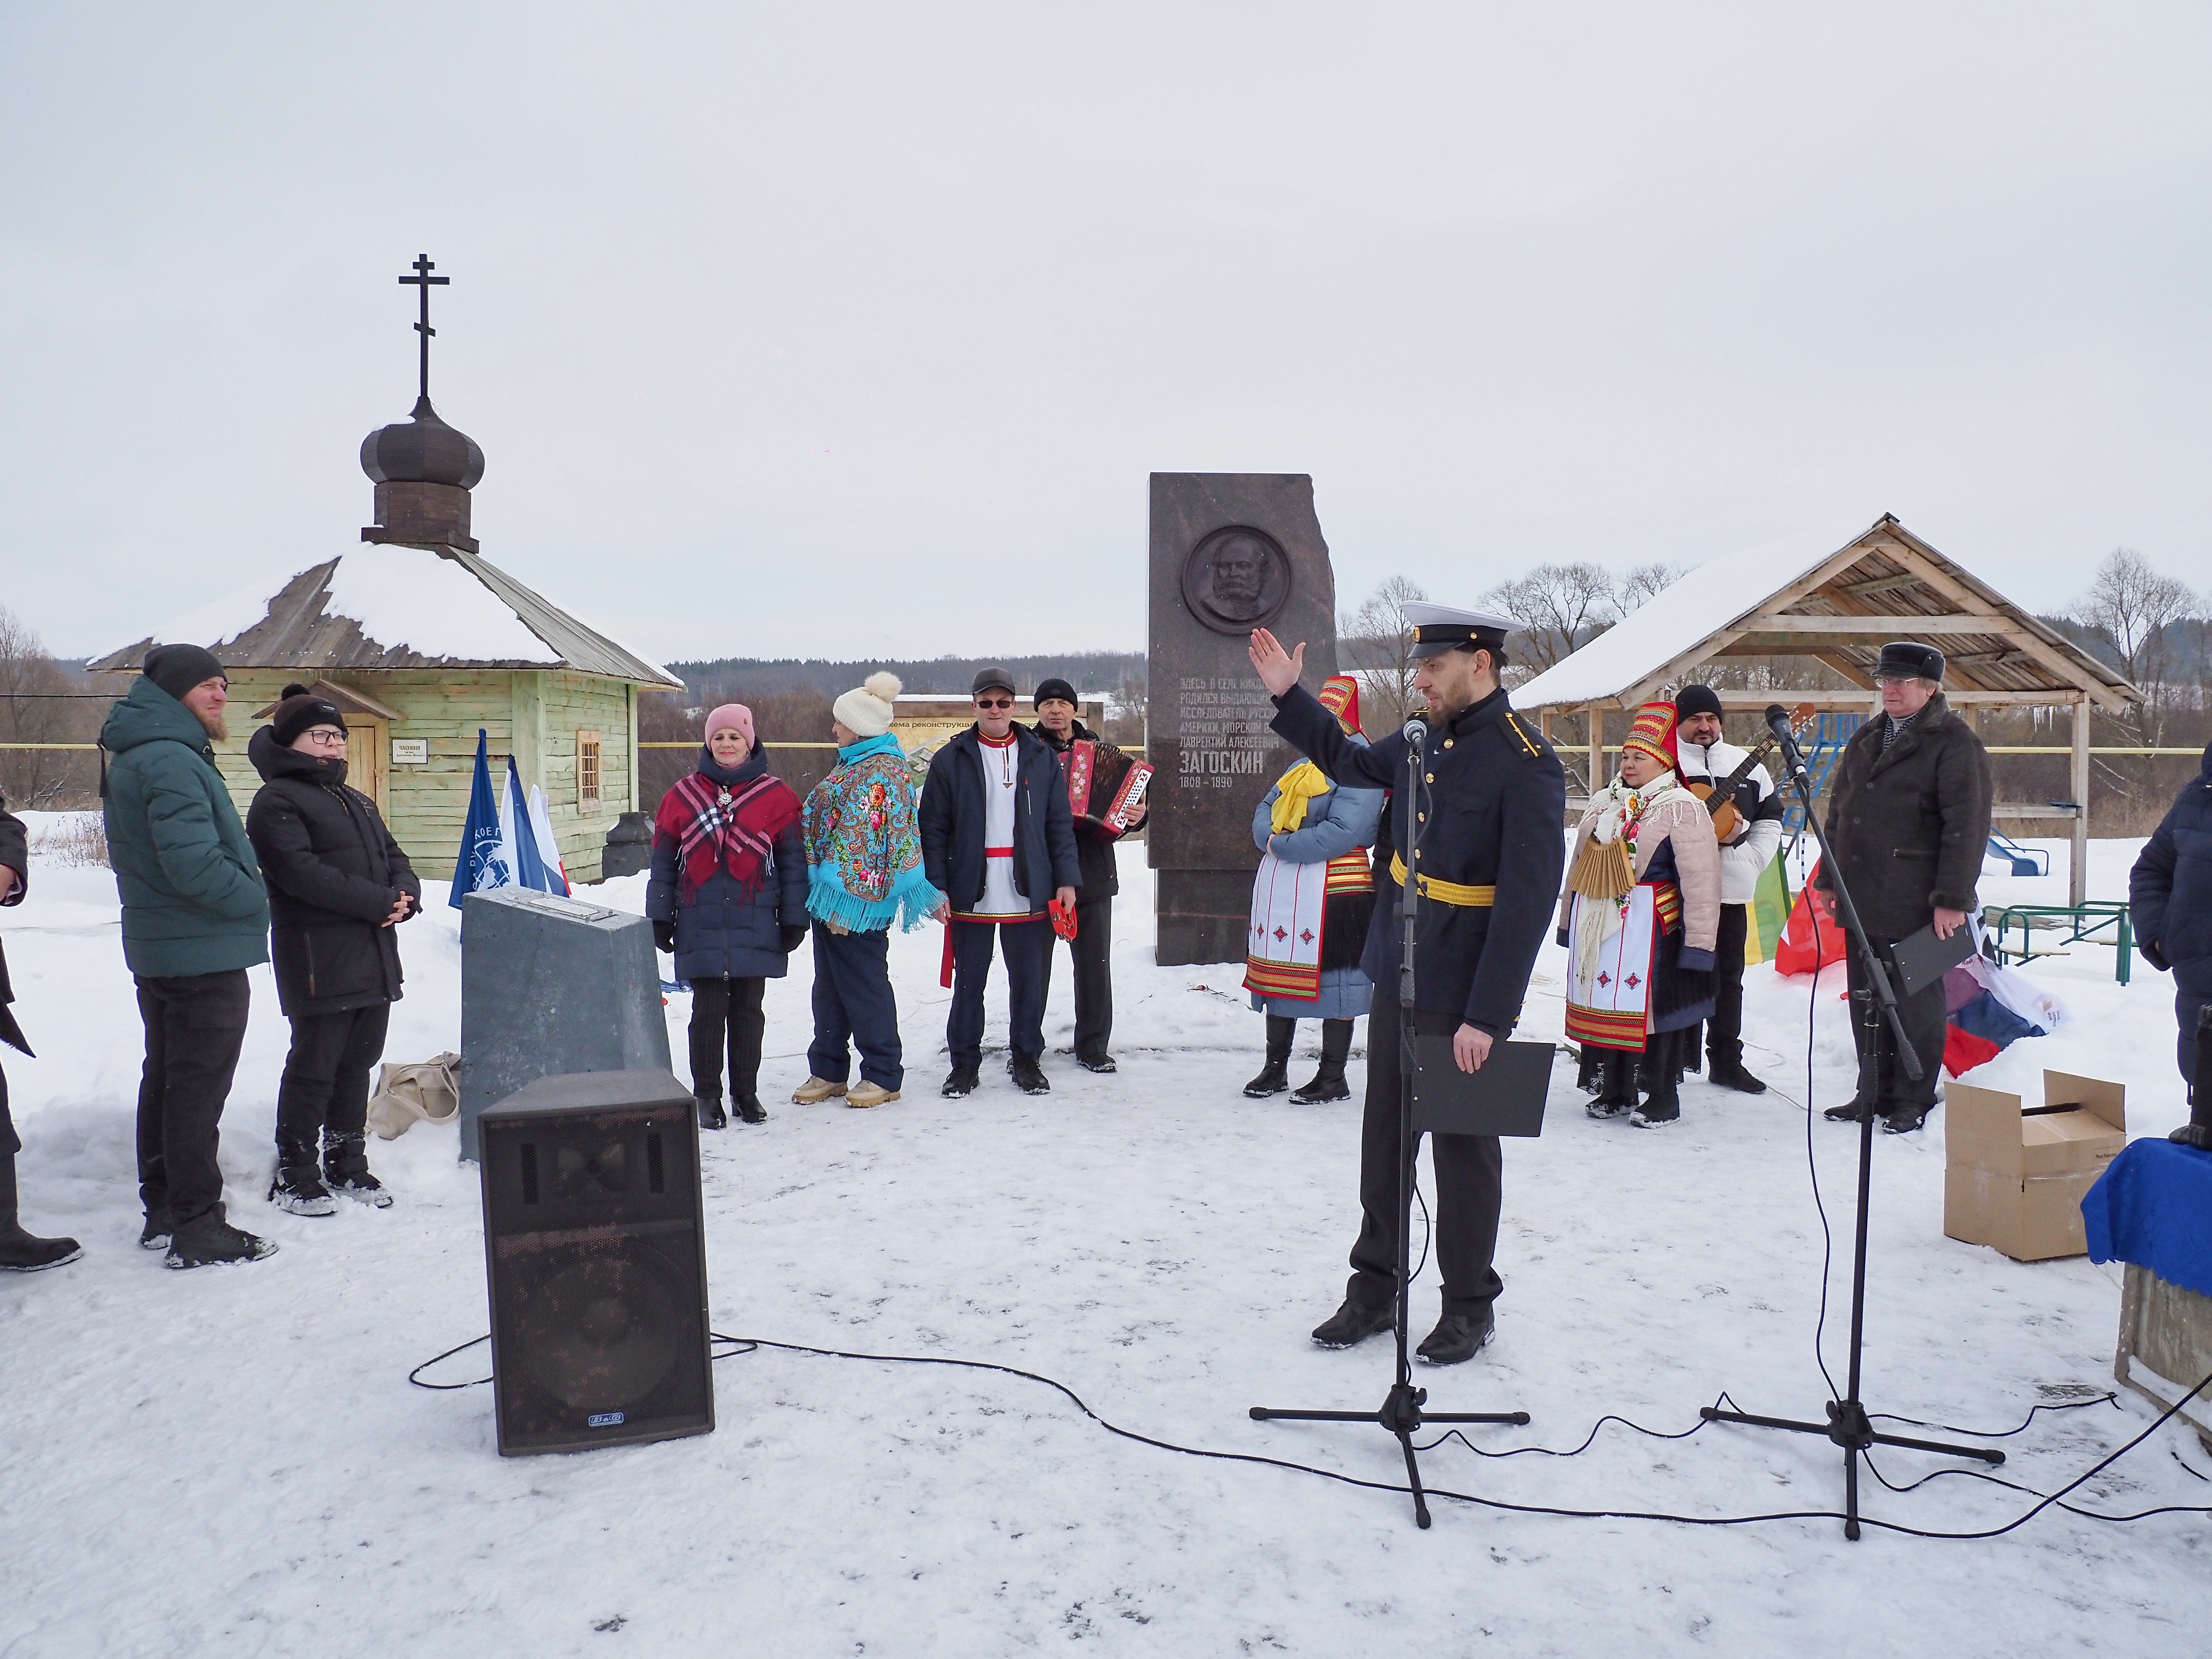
[
  {"left": 1403, "top": 717, "right": 1428, "bottom": 750},
  {"left": 1764, "top": 703, "right": 1809, "bottom": 782}
]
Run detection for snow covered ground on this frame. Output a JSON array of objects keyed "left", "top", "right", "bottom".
[{"left": 4, "top": 824, "right": 2210, "bottom": 1656}]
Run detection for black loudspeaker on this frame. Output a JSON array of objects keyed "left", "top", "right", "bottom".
[{"left": 477, "top": 1069, "right": 714, "bottom": 1456}]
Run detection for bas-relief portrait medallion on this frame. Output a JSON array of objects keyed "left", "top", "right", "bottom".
[{"left": 1180, "top": 524, "right": 1292, "bottom": 635}]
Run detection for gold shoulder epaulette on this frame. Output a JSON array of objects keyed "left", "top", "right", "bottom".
[{"left": 1502, "top": 711, "right": 1543, "bottom": 758}]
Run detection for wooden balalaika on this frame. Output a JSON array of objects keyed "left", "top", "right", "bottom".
[
  {"left": 1684, "top": 702, "right": 1815, "bottom": 842},
  {"left": 1063, "top": 738, "right": 1154, "bottom": 837}
]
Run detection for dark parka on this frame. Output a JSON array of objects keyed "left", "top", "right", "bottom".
[
  {"left": 1271, "top": 681, "right": 1566, "bottom": 1037},
  {"left": 99, "top": 677, "right": 270, "bottom": 979},
  {"left": 1029, "top": 719, "right": 1129, "bottom": 898},
  {"left": 918, "top": 725, "right": 1082, "bottom": 912},
  {"left": 245, "top": 728, "right": 422, "bottom": 1017},
  {"left": 2131, "top": 743, "right": 2212, "bottom": 996},
  {"left": 645, "top": 749, "right": 808, "bottom": 982},
  {"left": 1817, "top": 693, "right": 1993, "bottom": 941},
  {"left": 1, "top": 804, "right": 29, "bottom": 1155}
]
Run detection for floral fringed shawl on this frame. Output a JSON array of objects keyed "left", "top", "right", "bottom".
[{"left": 803, "top": 733, "right": 941, "bottom": 933}]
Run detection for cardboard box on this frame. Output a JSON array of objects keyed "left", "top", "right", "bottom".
[{"left": 1943, "top": 1070, "right": 2127, "bottom": 1262}]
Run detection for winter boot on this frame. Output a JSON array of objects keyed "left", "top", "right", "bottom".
[
  {"left": 940, "top": 1065, "right": 980, "bottom": 1098},
  {"left": 140, "top": 1207, "right": 175, "bottom": 1252},
  {"left": 323, "top": 1132, "right": 393, "bottom": 1208},
  {"left": 1630, "top": 1068, "right": 1682, "bottom": 1128},
  {"left": 1708, "top": 1058, "right": 1768, "bottom": 1094},
  {"left": 268, "top": 1139, "right": 337, "bottom": 1217},
  {"left": 1587, "top": 1050, "right": 1636, "bottom": 1119},
  {"left": 792, "top": 1075, "right": 848, "bottom": 1104},
  {"left": 2172, "top": 1004, "right": 2212, "bottom": 1150},
  {"left": 1244, "top": 1016, "right": 1296, "bottom": 1097},
  {"left": 1417, "top": 1306, "right": 1495, "bottom": 1365},
  {"left": 0, "top": 1150, "right": 81, "bottom": 1272},
  {"left": 165, "top": 1206, "right": 278, "bottom": 1269},
  {"left": 695, "top": 1090, "right": 728, "bottom": 1132},
  {"left": 733, "top": 1092, "right": 768, "bottom": 1125},
  {"left": 1882, "top": 1102, "right": 1933, "bottom": 1135},
  {"left": 1310, "top": 1296, "right": 1396, "bottom": 1349},
  {"left": 1291, "top": 1019, "right": 1354, "bottom": 1103},
  {"left": 1009, "top": 1054, "right": 1051, "bottom": 1095},
  {"left": 1823, "top": 1096, "right": 1876, "bottom": 1123}
]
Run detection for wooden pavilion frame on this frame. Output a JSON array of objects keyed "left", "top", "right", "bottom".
[{"left": 1513, "top": 515, "right": 2143, "bottom": 905}]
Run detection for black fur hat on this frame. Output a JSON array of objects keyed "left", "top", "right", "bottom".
[{"left": 1874, "top": 641, "right": 1946, "bottom": 682}]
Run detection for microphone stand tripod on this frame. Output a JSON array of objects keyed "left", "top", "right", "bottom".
[
  {"left": 1700, "top": 706, "right": 2003, "bottom": 1539},
  {"left": 1250, "top": 716, "right": 1530, "bottom": 1529}
]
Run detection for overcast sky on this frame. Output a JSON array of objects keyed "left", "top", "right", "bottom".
[{"left": 4, "top": 3, "right": 2207, "bottom": 666}]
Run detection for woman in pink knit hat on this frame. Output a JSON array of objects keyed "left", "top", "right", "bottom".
[{"left": 646, "top": 703, "right": 808, "bottom": 1129}]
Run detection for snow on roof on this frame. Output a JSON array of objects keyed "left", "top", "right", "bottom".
[
  {"left": 324, "top": 546, "right": 561, "bottom": 663},
  {"left": 94, "top": 546, "right": 679, "bottom": 687},
  {"left": 1512, "top": 526, "right": 1850, "bottom": 709}
]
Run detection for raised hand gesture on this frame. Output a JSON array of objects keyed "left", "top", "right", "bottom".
[{"left": 1247, "top": 629, "right": 1306, "bottom": 697}]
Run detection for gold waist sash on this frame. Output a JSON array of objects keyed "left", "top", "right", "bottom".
[{"left": 1388, "top": 853, "right": 1496, "bottom": 908}]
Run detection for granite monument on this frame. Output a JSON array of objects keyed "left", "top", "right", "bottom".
[{"left": 1148, "top": 473, "right": 1339, "bottom": 965}]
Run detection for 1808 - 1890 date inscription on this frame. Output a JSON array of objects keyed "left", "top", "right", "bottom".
[{"left": 1176, "top": 675, "right": 1278, "bottom": 790}]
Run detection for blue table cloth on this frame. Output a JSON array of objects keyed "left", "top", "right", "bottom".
[{"left": 2084, "top": 1138, "right": 2212, "bottom": 1298}]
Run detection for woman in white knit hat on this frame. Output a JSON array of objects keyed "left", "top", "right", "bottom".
[{"left": 792, "top": 672, "right": 941, "bottom": 1107}]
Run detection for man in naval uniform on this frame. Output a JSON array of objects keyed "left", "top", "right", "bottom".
[{"left": 1249, "top": 605, "right": 1566, "bottom": 1364}]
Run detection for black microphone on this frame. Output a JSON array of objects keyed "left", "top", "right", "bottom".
[{"left": 1764, "top": 704, "right": 1809, "bottom": 780}]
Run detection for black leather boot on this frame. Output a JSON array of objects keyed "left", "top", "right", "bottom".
[
  {"left": 696, "top": 1090, "right": 728, "bottom": 1131},
  {"left": 323, "top": 1131, "right": 393, "bottom": 1207},
  {"left": 1245, "top": 1016, "right": 1295, "bottom": 1097},
  {"left": 0, "top": 1148, "right": 81, "bottom": 1272},
  {"left": 1291, "top": 1019, "right": 1354, "bottom": 1103},
  {"left": 268, "top": 1138, "right": 336, "bottom": 1217}
]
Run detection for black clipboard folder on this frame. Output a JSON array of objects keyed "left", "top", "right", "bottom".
[
  {"left": 1409, "top": 1015, "right": 1555, "bottom": 1139},
  {"left": 1885, "top": 920, "right": 1979, "bottom": 1000}
]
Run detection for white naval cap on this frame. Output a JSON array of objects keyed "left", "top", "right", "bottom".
[{"left": 1400, "top": 602, "right": 1524, "bottom": 658}]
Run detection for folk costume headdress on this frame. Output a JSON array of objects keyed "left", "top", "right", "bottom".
[
  {"left": 1566, "top": 699, "right": 1685, "bottom": 993},
  {"left": 1268, "top": 675, "right": 1361, "bottom": 835}
]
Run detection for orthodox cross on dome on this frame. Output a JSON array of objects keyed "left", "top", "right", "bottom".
[{"left": 397, "top": 254, "right": 450, "bottom": 403}]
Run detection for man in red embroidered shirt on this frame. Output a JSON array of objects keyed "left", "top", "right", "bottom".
[{"left": 919, "top": 668, "right": 1081, "bottom": 1097}]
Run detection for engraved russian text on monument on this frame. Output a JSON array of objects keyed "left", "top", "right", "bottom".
[{"left": 1176, "top": 675, "right": 1279, "bottom": 791}]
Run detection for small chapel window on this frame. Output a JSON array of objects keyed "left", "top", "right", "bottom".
[{"left": 577, "top": 731, "right": 603, "bottom": 811}]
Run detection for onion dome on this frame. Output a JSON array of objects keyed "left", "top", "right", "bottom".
[{"left": 361, "top": 394, "right": 485, "bottom": 489}]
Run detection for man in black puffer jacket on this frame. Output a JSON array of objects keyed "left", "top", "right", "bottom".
[
  {"left": 1816, "top": 642, "right": 1992, "bottom": 1135},
  {"left": 246, "top": 686, "right": 421, "bottom": 1214},
  {"left": 2132, "top": 742, "right": 2212, "bottom": 1147}
]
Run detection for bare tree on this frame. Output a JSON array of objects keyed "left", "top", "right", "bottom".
[
  {"left": 2074, "top": 548, "right": 2191, "bottom": 696},
  {"left": 0, "top": 607, "right": 87, "bottom": 809},
  {"left": 1338, "top": 575, "right": 1427, "bottom": 732},
  {"left": 1618, "top": 560, "right": 1690, "bottom": 609},
  {"left": 1481, "top": 562, "right": 1617, "bottom": 671}
]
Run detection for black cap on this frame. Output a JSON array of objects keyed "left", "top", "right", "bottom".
[
  {"left": 1874, "top": 641, "right": 1945, "bottom": 682},
  {"left": 1032, "top": 677, "right": 1077, "bottom": 710},
  {"left": 143, "top": 643, "right": 227, "bottom": 703},
  {"left": 1675, "top": 684, "right": 1724, "bottom": 720},
  {"left": 270, "top": 684, "right": 348, "bottom": 748},
  {"left": 972, "top": 666, "right": 1017, "bottom": 698}
]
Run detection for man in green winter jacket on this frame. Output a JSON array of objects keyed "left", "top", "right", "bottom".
[{"left": 102, "top": 644, "right": 276, "bottom": 1269}]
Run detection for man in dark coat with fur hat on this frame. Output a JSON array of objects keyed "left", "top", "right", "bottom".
[{"left": 1817, "top": 641, "right": 1992, "bottom": 1134}]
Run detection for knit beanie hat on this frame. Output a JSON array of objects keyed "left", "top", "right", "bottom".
[
  {"left": 1031, "top": 677, "right": 1077, "bottom": 710},
  {"left": 1622, "top": 700, "right": 1680, "bottom": 771},
  {"left": 832, "top": 672, "right": 901, "bottom": 739},
  {"left": 1674, "top": 683, "right": 1723, "bottom": 721},
  {"left": 271, "top": 683, "right": 347, "bottom": 748},
  {"left": 143, "top": 643, "right": 227, "bottom": 703},
  {"left": 703, "top": 702, "right": 756, "bottom": 748}
]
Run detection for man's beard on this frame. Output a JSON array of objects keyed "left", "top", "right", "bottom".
[{"left": 194, "top": 708, "right": 228, "bottom": 742}]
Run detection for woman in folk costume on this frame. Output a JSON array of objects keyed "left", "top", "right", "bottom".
[
  {"left": 1243, "top": 675, "right": 1384, "bottom": 1103},
  {"left": 792, "top": 672, "right": 941, "bottom": 1110},
  {"left": 1555, "top": 700, "right": 1722, "bottom": 1127},
  {"left": 646, "top": 703, "right": 807, "bottom": 1131}
]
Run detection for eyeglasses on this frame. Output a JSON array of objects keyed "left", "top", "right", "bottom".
[
  {"left": 303, "top": 727, "right": 347, "bottom": 746},
  {"left": 975, "top": 697, "right": 1014, "bottom": 710}
]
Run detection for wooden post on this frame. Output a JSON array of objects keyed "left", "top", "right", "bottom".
[
  {"left": 1586, "top": 704, "right": 1605, "bottom": 797},
  {"left": 2070, "top": 696, "right": 2090, "bottom": 908}
]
